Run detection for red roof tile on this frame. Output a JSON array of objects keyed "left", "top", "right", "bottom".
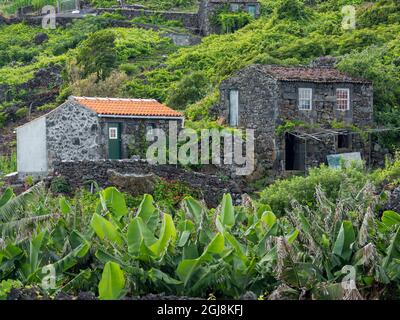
[
  {"left": 261, "top": 65, "right": 371, "bottom": 84},
  {"left": 73, "top": 97, "right": 183, "bottom": 118}
]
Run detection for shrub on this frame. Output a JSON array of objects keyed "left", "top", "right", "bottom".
[
  {"left": 0, "top": 152, "right": 16, "bottom": 176},
  {"left": 166, "top": 71, "right": 210, "bottom": 110},
  {"left": 76, "top": 29, "right": 118, "bottom": 80},
  {"left": 69, "top": 71, "right": 129, "bottom": 97},
  {"left": 50, "top": 176, "right": 71, "bottom": 194},
  {"left": 0, "top": 280, "right": 22, "bottom": 300},
  {"left": 153, "top": 178, "right": 198, "bottom": 208},
  {"left": 217, "top": 12, "right": 254, "bottom": 33},
  {"left": 15, "top": 107, "right": 28, "bottom": 119},
  {"left": 259, "top": 164, "right": 367, "bottom": 215},
  {"left": 275, "top": 0, "right": 309, "bottom": 20}
]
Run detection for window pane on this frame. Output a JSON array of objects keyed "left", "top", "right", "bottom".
[
  {"left": 299, "top": 88, "right": 312, "bottom": 110},
  {"left": 229, "top": 90, "right": 239, "bottom": 126},
  {"left": 336, "top": 89, "right": 350, "bottom": 110},
  {"left": 109, "top": 128, "right": 118, "bottom": 139}
]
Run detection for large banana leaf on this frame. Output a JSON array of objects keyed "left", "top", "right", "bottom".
[
  {"left": 98, "top": 261, "right": 125, "bottom": 300},
  {"left": 127, "top": 216, "right": 156, "bottom": 255},
  {"left": 383, "top": 227, "right": 400, "bottom": 268},
  {"left": 149, "top": 214, "right": 177, "bottom": 259},
  {"left": 136, "top": 194, "right": 158, "bottom": 232},
  {"left": 100, "top": 187, "right": 128, "bottom": 220},
  {"left": 183, "top": 196, "right": 203, "bottom": 225},
  {"left": 382, "top": 211, "right": 400, "bottom": 228},
  {"left": 332, "top": 220, "right": 355, "bottom": 262},
  {"left": 91, "top": 213, "right": 123, "bottom": 246},
  {"left": 220, "top": 194, "right": 235, "bottom": 228},
  {"left": 0, "top": 188, "right": 13, "bottom": 208},
  {"left": 176, "top": 233, "right": 224, "bottom": 286}
]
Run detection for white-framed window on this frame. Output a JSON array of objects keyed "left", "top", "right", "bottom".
[
  {"left": 109, "top": 127, "right": 118, "bottom": 139},
  {"left": 298, "top": 88, "right": 312, "bottom": 110},
  {"left": 229, "top": 89, "right": 239, "bottom": 127},
  {"left": 336, "top": 88, "right": 350, "bottom": 111}
]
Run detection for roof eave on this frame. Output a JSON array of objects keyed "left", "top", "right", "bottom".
[
  {"left": 277, "top": 79, "right": 372, "bottom": 84},
  {"left": 97, "top": 114, "right": 184, "bottom": 120}
]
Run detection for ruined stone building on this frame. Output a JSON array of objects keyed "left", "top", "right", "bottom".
[
  {"left": 217, "top": 58, "right": 374, "bottom": 176},
  {"left": 16, "top": 96, "right": 184, "bottom": 175},
  {"left": 199, "top": 0, "right": 261, "bottom": 35}
]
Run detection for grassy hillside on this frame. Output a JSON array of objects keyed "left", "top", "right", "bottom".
[
  {"left": 2, "top": 0, "right": 400, "bottom": 300},
  {"left": 0, "top": 0, "right": 400, "bottom": 146}
]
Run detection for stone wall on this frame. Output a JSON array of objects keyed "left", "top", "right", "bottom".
[
  {"left": 98, "top": 118, "right": 183, "bottom": 159},
  {"left": 217, "top": 64, "right": 375, "bottom": 175},
  {"left": 219, "top": 65, "right": 280, "bottom": 175},
  {"left": 277, "top": 81, "right": 373, "bottom": 127},
  {"left": 96, "top": 8, "right": 200, "bottom": 32},
  {"left": 52, "top": 160, "right": 245, "bottom": 207},
  {"left": 46, "top": 100, "right": 102, "bottom": 164}
]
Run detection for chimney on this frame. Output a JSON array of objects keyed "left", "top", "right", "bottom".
[{"left": 310, "top": 56, "right": 337, "bottom": 69}]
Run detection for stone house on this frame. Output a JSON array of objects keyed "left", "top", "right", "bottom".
[
  {"left": 217, "top": 59, "right": 374, "bottom": 175},
  {"left": 198, "top": 0, "right": 261, "bottom": 35},
  {"left": 16, "top": 96, "right": 184, "bottom": 176}
]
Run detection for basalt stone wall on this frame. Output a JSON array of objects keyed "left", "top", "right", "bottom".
[
  {"left": 217, "top": 64, "right": 375, "bottom": 175},
  {"left": 278, "top": 81, "right": 373, "bottom": 127},
  {"left": 98, "top": 118, "right": 183, "bottom": 159},
  {"left": 52, "top": 160, "right": 245, "bottom": 207},
  {"left": 46, "top": 101, "right": 102, "bottom": 164},
  {"left": 96, "top": 8, "right": 199, "bottom": 32},
  {"left": 218, "top": 65, "right": 280, "bottom": 175}
]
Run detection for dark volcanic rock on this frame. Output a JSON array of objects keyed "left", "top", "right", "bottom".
[
  {"left": 386, "top": 187, "right": 400, "bottom": 213},
  {"left": 77, "top": 291, "right": 97, "bottom": 300},
  {"left": 33, "top": 32, "right": 49, "bottom": 45},
  {"left": 107, "top": 169, "right": 157, "bottom": 196},
  {"left": 7, "top": 287, "right": 43, "bottom": 300},
  {"left": 53, "top": 160, "right": 245, "bottom": 207}
]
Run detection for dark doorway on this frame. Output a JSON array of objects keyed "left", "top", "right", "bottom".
[
  {"left": 337, "top": 134, "right": 350, "bottom": 149},
  {"left": 285, "top": 133, "right": 305, "bottom": 171}
]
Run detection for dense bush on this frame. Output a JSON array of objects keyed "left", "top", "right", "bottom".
[
  {"left": 50, "top": 176, "right": 71, "bottom": 194},
  {"left": 259, "top": 164, "right": 368, "bottom": 215},
  {"left": 166, "top": 71, "right": 210, "bottom": 109},
  {"left": 76, "top": 29, "right": 118, "bottom": 80}
]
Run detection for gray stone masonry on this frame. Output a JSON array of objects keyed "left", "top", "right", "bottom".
[{"left": 217, "top": 63, "right": 375, "bottom": 175}]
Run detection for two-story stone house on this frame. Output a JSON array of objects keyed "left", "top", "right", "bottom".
[{"left": 217, "top": 58, "right": 374, "bottom": 175}]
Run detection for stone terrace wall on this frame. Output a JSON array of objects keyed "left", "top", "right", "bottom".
[
  {"left": 52, "top": 160, "right": 245, "bottom": 207},
  {"left": 96, "top": 8, "right": 199, "bottom": 32}
]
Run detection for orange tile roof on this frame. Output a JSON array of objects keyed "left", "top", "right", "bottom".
[{"left": 72, "top": 97, "right": 183, "bottom": 118}]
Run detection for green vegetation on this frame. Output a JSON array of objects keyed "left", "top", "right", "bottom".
[
  {"left": 0, "top": 152, "right": 16, "bottom": 176},
  {"left": 89, "top": 0, "right": 197, "bottom": 11},
  {"left": 1, "top": 0, "right": 400, "bottom": 147},
  {"left": 1, "top": 0, "right": 400, "bottom": 300},
  {"left": 0, "top": 160, "right": 400, "bottom": 299}
]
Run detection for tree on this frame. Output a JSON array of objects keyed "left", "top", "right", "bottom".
[
  {"left": 275, "top": 0, "right": 308, "bottom": 20},
  {"left": 76, "top": 29, "right": 117, "bottom": 80},
  {"left": 166, "top": 71, "right": 210, "bottom": 109}
]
